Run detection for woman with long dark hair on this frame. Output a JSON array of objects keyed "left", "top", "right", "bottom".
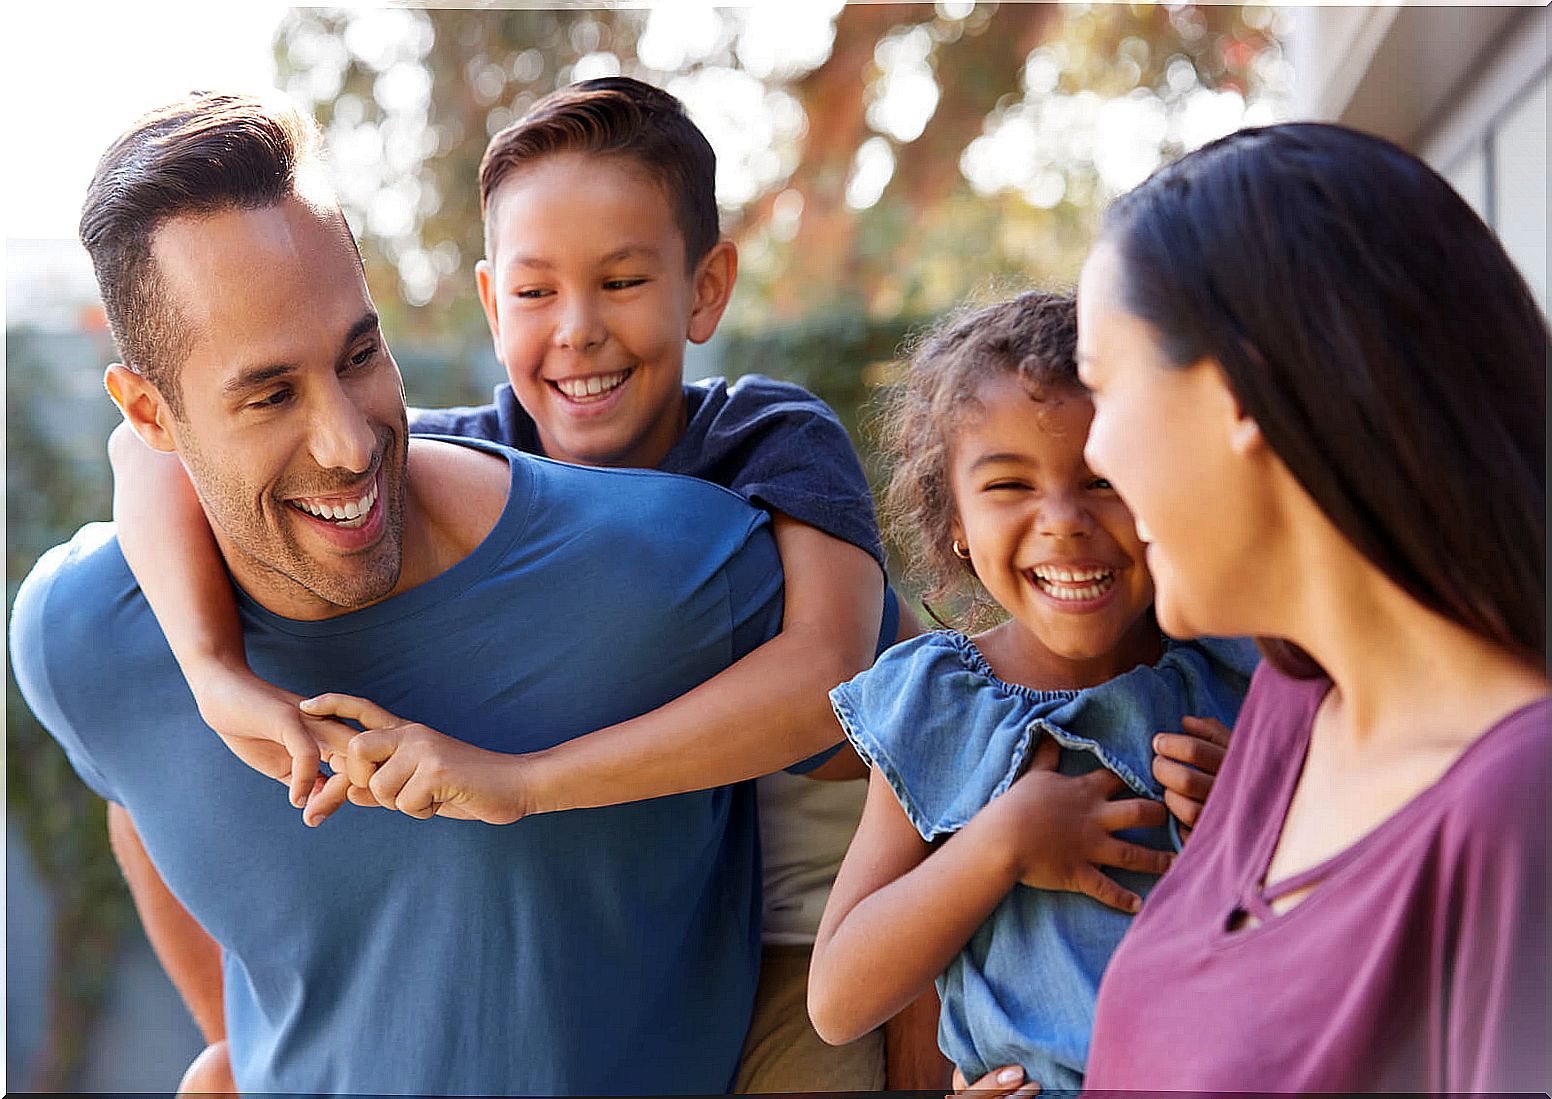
[{"left": 1075, "top": 123, "right": 1547, "bottom": 1091}]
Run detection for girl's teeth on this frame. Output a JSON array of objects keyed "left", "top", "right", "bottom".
[{"left": 1032, "top": 572, "right": 1116, "bottom": 602}]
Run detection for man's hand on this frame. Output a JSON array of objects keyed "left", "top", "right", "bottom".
[
  {"left": 949, "top": 1064, "right": 1040, "bottom": 1096},
  {"left": 301, "top": 693, "right": 533, "bottom": 825},
  {"left": 1151, "top": 714, "right": 1232, "bottom": 839},
  {"left": 188, "top": 666, "right": 358, "bottom": 818},
  {"left": 985, "top": 737, "right": 1173, "bottom": 913}
]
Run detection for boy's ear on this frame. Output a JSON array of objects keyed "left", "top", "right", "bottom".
[
  {"left": 104, "top": 364, "right": 178, "bottom": 453},
  {"left": 474, "top": 259, "right": 503, "bottom": 358},
  {"left": 687, "top": 240, "right": 737, "bottom": 345}
]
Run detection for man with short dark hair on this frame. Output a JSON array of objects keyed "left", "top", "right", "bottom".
[{"left": 11, "top": 90, "right": 784, "bottom": 1093}]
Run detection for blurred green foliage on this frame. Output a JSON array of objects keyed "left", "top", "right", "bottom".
[{"left": 7, "top": 327, "right": 133, "bottom": 1089}]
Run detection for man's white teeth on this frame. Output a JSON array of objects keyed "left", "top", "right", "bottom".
[
  {"left": 1030, "top": 565, "right": 1116, "bottom": 602},
  {"left": 554, "top": 369, "right": 629, "bottom": 400},
  {"left": 293, "top": 480, "right": 378, "bottom": 527}
]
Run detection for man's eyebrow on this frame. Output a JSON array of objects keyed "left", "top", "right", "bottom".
[
  {"left": 342, "top": 311, "right": 381, "bottom": 352},
  {"left": 222, "top": 312, "right": 379, "bottom": 397},
  {"left": 223, "top": 362, "right": 296, "bottom": 397}
]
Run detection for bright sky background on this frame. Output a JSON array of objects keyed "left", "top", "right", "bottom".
[{"left": 3, "top": 2, "right": 291, "bottom": 241}]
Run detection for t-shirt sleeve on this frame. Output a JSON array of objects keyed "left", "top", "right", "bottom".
[
  {"left": 677, "top": 377, "right": 885, "bottom": 570},
  {"left": 9, "top": 539, "right": 121, "bottom": 803},
  {"left": 1441, "top": 714, "right": 1550, "bottom": 1092}
]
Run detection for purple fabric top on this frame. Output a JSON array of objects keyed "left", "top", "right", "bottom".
[{"left": 1086, "top": 663, "right": 1549, "bottom": 1093}]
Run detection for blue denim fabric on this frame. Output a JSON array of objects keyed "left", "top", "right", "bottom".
[{"left": 829, "top": 632, "right": 1258, "bottom": 1089}]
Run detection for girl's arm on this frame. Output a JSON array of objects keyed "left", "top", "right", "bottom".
[
  {"left": 808, "top": 740, "right": 1178, "bottom": 1045},
  {"left": 808, "top": 767, "right": 1022, "bottom": 1046},
  {"left": 109, "top": 424, "right": 351, "bottom": 810},
  {"left": 311, "top": 512, "right": 886, "bottom": 819}
]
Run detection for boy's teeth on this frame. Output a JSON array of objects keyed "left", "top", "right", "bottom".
[{"left": 555, "top": 369, "right": 629, "bottom": 400}]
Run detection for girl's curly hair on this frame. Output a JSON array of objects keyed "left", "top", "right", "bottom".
[{"left": 876, "top": 290, "right": 1081, "bottom": 621}]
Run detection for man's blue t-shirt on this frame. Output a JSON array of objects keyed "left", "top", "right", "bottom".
[{"left": 10, "top": 442, "right": 784, "bottom": 1094}]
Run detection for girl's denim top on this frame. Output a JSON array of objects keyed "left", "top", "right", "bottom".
[{"left": 829, "top": 632, "right": 1259, "bottom": 1091}]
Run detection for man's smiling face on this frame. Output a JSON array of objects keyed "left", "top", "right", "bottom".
[{"left": 150, "top": 196, "right": 410, "bottom": 619}]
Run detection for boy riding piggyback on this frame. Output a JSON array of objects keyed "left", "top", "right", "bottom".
[
  {"left": 110, "top": 79, "right": 930, "bottom": 1090},
  {"left": 407, "top": 76, "right": 924, "bottom": 1090}
]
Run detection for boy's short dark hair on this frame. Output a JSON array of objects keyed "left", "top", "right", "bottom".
[
  {"left": 78, "top": 91, "right": 325, "bottom": 416},
  {"left": 480, "top": 77, "right": 719, "bottom": 269}
]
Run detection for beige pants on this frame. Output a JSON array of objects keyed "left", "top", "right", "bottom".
[{"left": 735, "top": 943, "right": 886, "bottom": 1094}]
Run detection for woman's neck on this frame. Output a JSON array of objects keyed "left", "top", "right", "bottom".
[{"left": 1284, "top": 544, "right": 1546, "bottom": 751}]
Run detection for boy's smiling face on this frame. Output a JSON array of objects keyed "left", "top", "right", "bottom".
[{"left": 476, "top": 151, "right": 735, "bottom": 469}]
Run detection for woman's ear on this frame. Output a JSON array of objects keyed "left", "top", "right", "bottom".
[
  {"left": 104, "top": 364, "right": 178, "bottom": 453},
  {"left": 1199, "top": 357, "right": 1264, "bottom": 459},
  {"left": 1228, "top": 413, "right": 1264, "bottom": 457}
]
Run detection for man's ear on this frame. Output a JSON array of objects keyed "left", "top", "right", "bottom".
[
  {"left": 687, "top": 240, "right": 737, "bottom": 345},
  {"left": 474, "top": 259, "right": 503, "bottom": 359},
  {"left": 104, "top": 364, "right": 178, "bottom": 453}
]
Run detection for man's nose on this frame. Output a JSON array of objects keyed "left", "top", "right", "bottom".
[
  {"left": 553, "top": 295, "right": 606, "bottom": 353},
  {"left": 307, "top": 378, "right": 376, "bottom": 474}
]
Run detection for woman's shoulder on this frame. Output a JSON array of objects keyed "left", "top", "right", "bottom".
[{"left": 1432, "top": 695, "right": 1550, "bottom": 855}]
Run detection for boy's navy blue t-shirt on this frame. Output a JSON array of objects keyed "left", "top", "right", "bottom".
[{"left": 412, "top": 374, "right": 888, "bottom": 571}]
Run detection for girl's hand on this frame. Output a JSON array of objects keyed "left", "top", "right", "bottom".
[
  {"left": 988, "top": 737, "right": 1173, "bottom": 913},
  {"left": 188, "top": 666, "right": 357, "bottom": 814},
  {"left": 949, "top": 1064, "right": 1041, "bottom": 1095},
  {"left": 1152, "top": 714, "right": 1232, "bottom": 837},
  {"left": 301, "top": 693, "right": 535, "bottom": 825}
]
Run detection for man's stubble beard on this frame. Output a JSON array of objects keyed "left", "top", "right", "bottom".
[{"left": 176, "top": 417, "right": 410, "bottom": 615}]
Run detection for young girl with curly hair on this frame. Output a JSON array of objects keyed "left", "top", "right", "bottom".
[{"left": 807, "top": 290, "right": 1258, "bottom": 1091}]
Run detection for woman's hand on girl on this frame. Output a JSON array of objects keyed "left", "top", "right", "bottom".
[
  {"left": 1151, "top": 714, "right": 1232, "bottom": 837},
  {"left": 988, "top": 737, "right": 1173, "bottom": 913},
  {"left": 949, "top": 1063, "right": 1041, "bottom": 1095}
]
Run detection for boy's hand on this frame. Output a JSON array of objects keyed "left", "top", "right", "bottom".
[
  {"left": 189, "top": 666, "right": 358, "bottom": 813},
  {"left": 987, "top": 737, "right": 1173, "bottom": 913},
  {"left": 1151, "top": 714, "right": 1232, "bottom": 838},
  {"left": 300, "top": 693, "right": 534, "bottom": 825}
]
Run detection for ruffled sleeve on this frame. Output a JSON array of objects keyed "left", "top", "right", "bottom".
[{"left": 829, "top": 633, "right": 1077, "bottom": 841}]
